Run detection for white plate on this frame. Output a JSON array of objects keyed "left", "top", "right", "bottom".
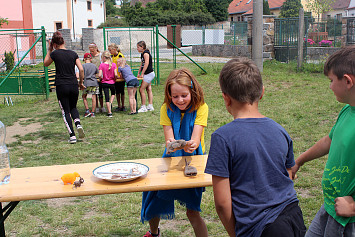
[{"left": 93, "top": 162, "right": 149, "bottom": 183}]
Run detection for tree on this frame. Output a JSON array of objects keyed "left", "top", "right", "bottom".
[
  {"left": 204, "top": 0, "right": 231, "bottom": 22},
  {"left": 305, "top": 0, "right": 334, "bottom": 22},
  {"left": 263, "top": 0, "right": 271, "bottom": 15},
  {"left": 106, "top": 0, "right": 118, "bottom": 16},
  {"left": 279, "top": 0, "right": 303, "bottom": 18},
  {"left": 0, "top": 17, "right": 8, "bottom": 28}
]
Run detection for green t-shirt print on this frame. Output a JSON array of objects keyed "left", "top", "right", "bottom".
[{"left": 322, "top": 104, "right": 355, "bottom": 227}]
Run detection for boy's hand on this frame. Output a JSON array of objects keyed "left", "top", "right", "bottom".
[
  {"left": 291, "top": 163, "right": 300, "bottom": 180},
  {"left": 335, "top": 196, "right": 355, "bottom": 217},
  {"left": 184, "top": 140, "right": 198, "bottom": 153},
  {"left": 79, "top": 83, "right": 85, "bottom": 90}
]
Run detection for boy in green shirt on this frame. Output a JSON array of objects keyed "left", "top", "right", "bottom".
[{"left": 292, "top": 47, "right": 355, "bottom": 236}]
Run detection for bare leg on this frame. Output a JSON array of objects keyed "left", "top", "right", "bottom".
[
  {"left": 139, "top": 81, "right": 149, "bottom": 106},
  {"left": 186, "top": 209, "right": 208, "bottom": 237},
  {"left": 82, "top": 94, "right": 89, "bottom": 110},
  {"left": 148, "top": 217, "right": 160, "bottom": 236},
  {"left": 146, "top": 84, "right": 153, "bottom": 105},
  {"left": 91, "top": 94, "right": 97, "bottom": 112},
  {"left": 127, "top": 88, "right": 136, "bottom": 113}
]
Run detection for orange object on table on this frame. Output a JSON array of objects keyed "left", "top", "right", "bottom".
[{"left": 61, "top": 172, "right": 80, "bottom": 185}]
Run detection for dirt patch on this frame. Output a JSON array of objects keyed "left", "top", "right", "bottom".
[{"left": 5, "top": 118, "right": 44, "bottom": 144}]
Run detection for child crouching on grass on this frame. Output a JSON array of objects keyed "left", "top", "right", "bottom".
[
  {"left": 82, "top": 53, "right": 99, "bottom": 118},
  {"left": 116, "top": 57, "right": 140, "bottom": 115},
  {"left": 205, "top": 57, "right": 306, "bottom": 237}
]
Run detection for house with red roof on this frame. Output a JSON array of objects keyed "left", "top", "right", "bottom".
[
  {"left": 322, "top": 0, "right": 351, "bottom": 20},
  {"left": 349, "top": 0, "right": 355, "bottom": 16},
  {"left": 228, "top": 0, "right": 286, "bottom": 21}
]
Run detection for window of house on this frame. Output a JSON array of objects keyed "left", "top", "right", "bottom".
[
  {"left": 231, "top": 17, "right": 234, "bottom": 21},
  {"left": 336, "top": 13, "right": 342, "bottom": 21},
  {"left": 88, "top": 20, "right": 93, "bottom": 27},
  {"left": 55, "top": 22, "right": 62, "bottom": 31},
  {"left": 87, "top": 1, "right": 92, "bottom": 11}
]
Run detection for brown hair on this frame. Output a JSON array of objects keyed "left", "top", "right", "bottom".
[
  {"left": 324, "top": 46, "right": 355, "bottom": 79},
  {"left": 108, "top": 43, "right": 121, "bottom": 53},
  {"left": 88, "top": 42, "right": 100, "bottom": 53},
  {"left": 51, "top": 31, "right": 64, "bottom": 46},
  {"left": 219, "top": 57, "right": 263, "bottom": 104},
  {"left": 164, "top": 68, "right": 204, "bottom": 112},
  {"left": 137, "top": 40, "right": 149, "bottom": 52}
]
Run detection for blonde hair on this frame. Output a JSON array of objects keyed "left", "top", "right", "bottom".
[
  {"left": 164, "top": 68, "right": 204, "bottom": 112},
  {"left": 108, "top": 43, "right": 121, "bottom": 53},
  {"left": 102, "top": 51, "right": 113, "bottom": 70},
  {"left": 117, "top": 57, "right": 127, "bottom": 67},
  {"left": 88, "top": 42, "right": 100, "bottom": 53}
]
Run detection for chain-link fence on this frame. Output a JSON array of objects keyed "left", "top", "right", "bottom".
[
  {"left": 103, "top": 26, "right": 159, "bottom": 84},
  {"left": 0, "top": 28, "right": 49, "bottom": 98}
]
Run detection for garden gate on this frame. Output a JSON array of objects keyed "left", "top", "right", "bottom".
[
  {"left": 0, "top": 27, "right": 50, "bottom": 100},
  {"left": 274, "top": 18, "right": 308, "bottom": 62},
  {"left": 347, "top": 18, "right": 355, "bottom": 45}
]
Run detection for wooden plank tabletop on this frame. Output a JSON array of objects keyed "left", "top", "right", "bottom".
[{"left": 0, "top": 155, "right": 212, "bottom": 202}]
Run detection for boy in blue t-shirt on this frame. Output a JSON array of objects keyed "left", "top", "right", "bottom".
[
  {"left": 292, "top": 47, "right": 355, "bottom": 236},
  {"left": 205, "top": 57, "right": 306, "bottom": 237}
]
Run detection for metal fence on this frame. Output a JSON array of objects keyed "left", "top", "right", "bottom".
[
  {"left": 226, "top": 21, "right": 248, "bottom": 46},
  {"left": 347, "top": 18, "right": 355, "bottom": 45},
  {"left": 103, "top": 26, "right": 159, "bottom": 84},
  {"left": 0, "top": 27, "right": 49, "bottom": 99}
]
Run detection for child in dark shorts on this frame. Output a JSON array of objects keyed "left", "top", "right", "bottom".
[
  {"left": 116, "top": 58, "right": 139, "bottom": 115},
  {"left": 82, "top": 53, "right": 99, "bottom": 117},
  {"left": 205, "top": 57, "right": 306, "bottom": 237}
]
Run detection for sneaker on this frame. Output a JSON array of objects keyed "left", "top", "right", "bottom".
[
  {"left": 96, "top": 108, "right": 100, "bottom": 113},
  {"left": 114, "top": 107, "right": 121, "bottom": 112},
  {"left": 147, "top": 104, "right": 154, "bottom": 111},
  {"left": 84, "top": 111, "right": 91, "bottom": 117},
  {"left": 69, "top": 136, "right": 77, "bottom": 144},
  {"left": 121, "top": 106, "right": 127, "bottom": 112},
  {"left": 107, "top": 113, "right": 113, "bottom": 118},
  {"left": 76, "top": 125, "right": 85, "bottom": 139},
  {"left": 128, "top": 111, "right": 138, "bottom": 115},
  {"left": 102, "top": 107, "right": 107, "bottom": 113},
  {"left": 143, "top": 228, "right": 160, "bottom": 237},
  {"left": 138, "top": 105, "right": 148, "bottom": 113},
  {"left": 90, "top": 112, "right": 95, "bottom": 118}
]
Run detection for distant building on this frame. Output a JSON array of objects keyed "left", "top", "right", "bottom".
[
  {"left": 0, "top": 0, "right": 106, "bottom": 38},
  {"left": 228, "top": 0, "right": 286, "bottom": 21},
  {"left": 322, "top": 0, "right": 351, "bottom": 20}
]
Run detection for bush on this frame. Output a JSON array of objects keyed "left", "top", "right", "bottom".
[
  {"left": 3, "top": 51, "right": 14, "bottom": 72},
  {"left": 97, "top": 17, "right": 128, "bottom": 28}
]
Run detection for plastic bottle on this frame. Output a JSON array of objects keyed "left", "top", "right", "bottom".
[{"left": 0, "top": 121, "right": 10, "bottom": 185}]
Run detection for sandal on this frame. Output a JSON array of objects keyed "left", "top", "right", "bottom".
[{"left": 128, "top": 111, "right": 138, "bottom": 115}]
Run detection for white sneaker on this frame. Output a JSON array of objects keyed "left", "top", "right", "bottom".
[
  {"left": 102, "top": 107, "right": 107, "bottom": 113},
  {"left": 147, "top": 104, "right": 154, "bottom": 111},
  {"left": 76, "top": 125, "right": 85, "bottom": 139},
  {"left": 138, "top": 105, "right": 148, "bottom": 113},
  {"left": 96, "top": 108, "right": 100, "bottom": 113},
  {"left": 69, "top": 136, "right": 77, "bottom": 144}
]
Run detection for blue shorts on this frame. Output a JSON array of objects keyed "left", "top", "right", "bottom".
[
  {"left": 127, "top": 79, "right": 139, "bottom": 88},
  {"left": 306, "top": 204, "right": 355, "bottom": 237}
]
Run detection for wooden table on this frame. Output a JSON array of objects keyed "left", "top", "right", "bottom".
[{"left": 0, "top": 155, "right": 212, "bottom": 236}]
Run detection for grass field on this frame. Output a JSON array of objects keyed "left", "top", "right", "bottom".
[{"left": 0, "top": 60, "right": 343, "bottom": 236}]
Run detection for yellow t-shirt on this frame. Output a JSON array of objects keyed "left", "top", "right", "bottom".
[
  {"left": 111, "top": 52, "right": 125, "bottom": 81},
  {"left": 160, "top": 103, "right": 208, "bottom": 153}
]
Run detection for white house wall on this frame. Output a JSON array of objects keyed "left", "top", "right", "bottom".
[
  {"left": 31, "top": 0, "right": 105, "bottom": 38},
  {"left": 32, "top": 0, "right": 68, "bottom": 32},
  {"left": 73, "top": 0, "right": 105, "bottom": 37}
]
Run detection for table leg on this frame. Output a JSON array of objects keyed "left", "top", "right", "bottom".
[{"left": 1, "top": 201, "right": 20, "bottom": 237}]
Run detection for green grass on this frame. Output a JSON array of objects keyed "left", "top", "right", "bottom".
[{"left": 0, "top": 61, "right": 342, "bottom": 236}]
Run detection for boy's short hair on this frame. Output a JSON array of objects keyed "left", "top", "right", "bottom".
[
  {"left": 324, "top": 46, "right": 355, "bottom": 79},
  {"left": 219, "top": 57, "right": 263, "bottom": 104}
]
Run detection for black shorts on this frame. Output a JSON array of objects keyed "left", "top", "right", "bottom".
[
  {"left": 115, "top": 81, "right": 125, "bottom": 95},
  {"left": 261, "top": 202, "right": 306, "bottom": 237}
]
